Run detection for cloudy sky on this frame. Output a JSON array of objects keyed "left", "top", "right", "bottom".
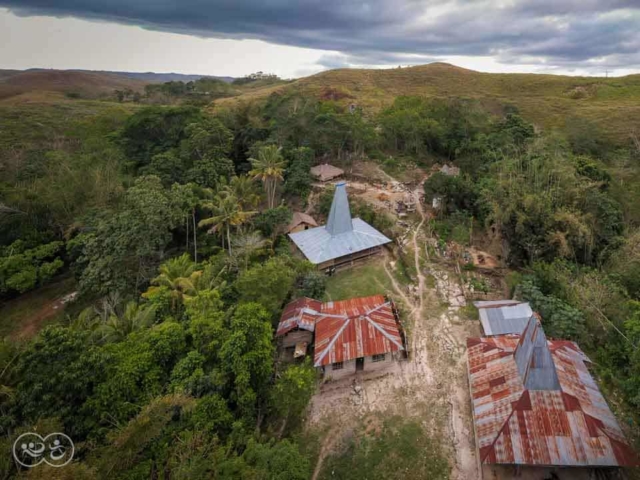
[{"left": 1, "top": 1, "right": 639, "bottom": 78}]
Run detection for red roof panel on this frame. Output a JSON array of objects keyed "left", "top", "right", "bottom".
[
  {"left": 314, "top": 295, "right": 404, "bottom": 366},
  {"left": 468, "top": 326, "right": 639, "bottom": 467},
  {"left": 276, "top": 295, "right": 405, "bottom": 366}
]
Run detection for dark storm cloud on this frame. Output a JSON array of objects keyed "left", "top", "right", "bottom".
[{"left": 2, "top": 0, "right": 640, "bottom": 70}]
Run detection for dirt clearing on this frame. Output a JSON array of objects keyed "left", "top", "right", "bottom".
[{"left": 308, "top": 171, "right": 480, "bottom": 479}]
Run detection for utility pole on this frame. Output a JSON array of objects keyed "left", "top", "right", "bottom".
[{"left": 605, "top": 69, "right": 609, "bottom": 78}]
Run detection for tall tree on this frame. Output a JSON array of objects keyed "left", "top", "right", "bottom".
[
  {"left": 199, "top": 192, "right": 256, "bottom": 254},
  {"left": 219, "top": 303, "right": 274, "bottom": 419},
  {"left": 249, "top": 145, "right": 287, "bottom": 209},
  {"left": 143, "top": 253, "right": 202, "bottom": 309}
]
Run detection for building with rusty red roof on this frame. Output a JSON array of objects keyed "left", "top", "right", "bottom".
[
  {"left": 276, "top": 295, "right": 405, "bottom": 378},
  {"left": 467, "top": 315, "right": 638, "bottom": 470}
]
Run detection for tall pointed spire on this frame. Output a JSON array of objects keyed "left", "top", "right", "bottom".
[
  {"left": 326, "top": 182, "right": 353, "bottom": 235},
  {"left": 514, "top": 316, "right": 560, "bottom": 390}
]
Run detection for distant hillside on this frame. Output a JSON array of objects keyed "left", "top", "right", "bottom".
[
  {"left": 216, "top": 62, "right": 640, "bottom": 141},
  {"left": 99, "top": 71, "right": 235, "bottom": 84},
  {"left": 0, "top": 70, "right": 149, "bottom": 100},
  {"left": 1, "top": 68, "right": 234, "bottom": 84}
]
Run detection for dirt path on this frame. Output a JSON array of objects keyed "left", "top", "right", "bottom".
[{"left": 308, "top": 172, "right": 479, "bottom": 479}]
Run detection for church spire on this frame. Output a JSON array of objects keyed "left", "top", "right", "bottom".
[
  {"left": 514, "top": 316, "right": 560, "bottom": 390},
  {"left": 326, "top": 182, "right": 353, "bottom": 235}
]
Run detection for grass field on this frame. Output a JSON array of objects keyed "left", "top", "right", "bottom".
[
  {"left": 216, "top": 62, "right": 640, "bottom": 142},
  {"left": 324, "top": 264, "right": 391, "bottom": 301},
  {"left": 318, "top": 414, "right": 450, "bottom": 480},
  {"left": 323, "top": 259, "right": 411, "bottom": 302}
]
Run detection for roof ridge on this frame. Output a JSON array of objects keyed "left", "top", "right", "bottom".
[
  {"left": 480, "top": 390, "right": 530, "bottom": 463},
  {"left": 314, "top": 316, "right": 351, "bottom": 367},
  {"left": 514, "top": 316, "right": 560, "bottom": 390},
  {"left": 363, "top": 308, "right": 405, "bottom": 351},
  {"left": 352, "top": 226, "right": 389, "bottom": 240}
]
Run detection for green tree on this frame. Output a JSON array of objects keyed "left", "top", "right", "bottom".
[
  {"left": 143, "top": 253, "right": 202, "bottom": 309},
  {"left": 119, "top": 106, "right": 203, "bottom": 169},
  {"left": 252, "top": 206, "right": 292, "bottom": 240},
  {"left": 284, "top": 147, "right": 314, "bottom": 199},
  {"left": 240, "top": 439, "right": 311, "bottom": 480},
  {"left": 88, "top": 321, "right": 187, "bottom": 428},
  {"left": 232, "top": 231, "right": 271, "bottom": 270},
  {"left": 296, "top": 271, "right": 327, "bottom": 299},
  {"left": 271, "top": 360, "right": 316, "bottom": 436},
  {"left": 517, "top": 279, "right": 586, "bottom": 341},
  {"left": 99, "top": 301, "right": 158, "bottom": 342},
  {"left": 13, "top": 327, "right": 106, "bottom": 437},
  {"left": 249, "top": 145, "right": 287, "bottom": 209},
  {"left": 219, "top": 303, "right": 274, "bottom": 418},
  {"left": 182, "top": 118, "right": 235, "bottom": 188},
  {"left": 199, "top": 192, "right": 256, "bottom": 254},
  {"left": 228, "top": 175, "right": 261, "bottom": 210},
  {"left": 234, "top": 257, "right": 296, "bottom": 317},
  {"left": 0, "top": 240, "right": 64, "bottom": 296}
]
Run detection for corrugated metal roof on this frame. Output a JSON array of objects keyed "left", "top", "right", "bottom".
[
  {"left": 475, "top": 301, "right": 533, "bottom": 336},
  {"left": 313, "top": 295, "right": 404, "bottom": 366},
  {"left": 276, "top": 297, "right": 323, "bottom": 336},
  {"left": 326, "top": 183, "right": 353, "bottom": 235},
  {"left": 514, "top": 316, "right": 560, "bottom": 390},
  {"left": 277, "top": 295, "right": 404, "bottom": 365},
  {"left": 286, "top": 212, "right": 318, "bottom": 233},
  {"left": 310, "top": 163, "right": 344, "bottom": 181},
  {"left": 289, "top": 218, "right": 391, "bottom": 264},
  {"left": 289, "top": 182, "right": 391, "bottom": 264},
  {"left": 467, "top": 319, "right": 639, "bottom": 467}
]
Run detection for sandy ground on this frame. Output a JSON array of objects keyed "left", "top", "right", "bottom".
[{"left": 308, "top": 173, "right": 481, "bottom": 479}]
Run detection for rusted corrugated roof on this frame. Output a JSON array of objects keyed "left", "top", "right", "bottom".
[
  {"left": 276, "top": 297, "right": 323, "bottom": 336},
  {"left": 277, "top": 295, "right": 404, "bottom": 365},
  {"left": 313, "top": 295, "right": 404, "bottom": 367},
  {"left": 467, "top": 317, "right": 639, "bottom": 467}
]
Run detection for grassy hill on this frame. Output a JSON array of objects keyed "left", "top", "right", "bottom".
[
  {"left": 216, "top": 62, "right": 640, "bottom": 142},
  {"left": 0, "top": 69, "right": 149, "bottom": 100}
]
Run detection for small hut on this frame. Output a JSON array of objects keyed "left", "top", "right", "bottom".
[
  {"left": 286, "top": 212, "right": 318, "bottom": 234},
  {"left": 310, "top": 163, "right": 344, "bottom": 182}
]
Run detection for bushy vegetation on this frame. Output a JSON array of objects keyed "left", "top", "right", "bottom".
[
  {"left": 320, "top": 416, "right": 449, "bottom": 480},
  {"left": 2, "top": 72, "right": 640, "bottom": 477}
]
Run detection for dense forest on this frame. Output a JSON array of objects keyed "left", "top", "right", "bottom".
[{"left": 1, "top": 73, "right": 639, "bottom": 478}]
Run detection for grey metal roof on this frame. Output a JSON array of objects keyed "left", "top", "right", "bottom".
[
  {"left": 289, "top": 219, "right": 391, "bottom": 264},
  {"left": 326, "top": 182, "right": 353, "bottom": 235},
  {"left": 476, "top": 301, "right": 532, "bottom": 336},
  {"left": 290, "top": 182, "right": 391, "bottom": 264},
  {"left": 514, "top": 316, "right": 560, "bottom": 390}
]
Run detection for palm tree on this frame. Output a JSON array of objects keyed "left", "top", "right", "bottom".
[
  {"left": 228, "top": 175, "right": 261, "bottom": 210},
  {"left": 199, "top": 193, "right": 256, "bottom": 255},
  {"left": 231, "top": 231, "right": 271, "bottom": 270},
  {"left": 143, "top": 253, "right": 202, "bottom": 308},
  {"left": 249, "top": 145, "right": 287, "bottom": 209},
  {"left": 100, "top": 302, "right": 157, "bottom": 342}
]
